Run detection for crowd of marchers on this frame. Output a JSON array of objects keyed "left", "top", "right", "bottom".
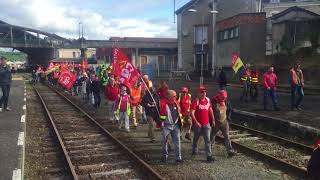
[{"left": 28, "top": 61, "right": 319, "bottom": 180}]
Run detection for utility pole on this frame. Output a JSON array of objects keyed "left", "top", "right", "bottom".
[{"left": 173, "top": 0, "right": 176, "bottom": 24}]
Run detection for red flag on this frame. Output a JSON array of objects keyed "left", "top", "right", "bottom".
[
  {"left": 58, "top": 70, "right": 76, "bottom": 90},
  {"left": 232, "top": 52, "right": 239, "bottom": 66},
  {"left": 112, "top": 48, "right": 141, "bottom": 87}
]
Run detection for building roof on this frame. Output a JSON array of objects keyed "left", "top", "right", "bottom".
[
  {"left": 109, "top": 37, "right": 177, "bottom": 43},
  {"left": 217, "top": 12, "right": 266, "bottom": 30},
  {"left": 271, "top": 6, "right": 320, "bottom": 22},
  {"left": 175, "top": 0, "right": 199, "bottom": 14}
]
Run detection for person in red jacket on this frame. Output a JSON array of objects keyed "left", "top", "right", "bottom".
[
  {"left": 262, "top": 66, "right": 280, "bottom": 111},
  {"left": 104, "top": 77, "right": 120, "bottom": 122},
  {"left": 178, "top": 87, "right": 192, "bottom": 141},
  {"left": 157, "top": 81, "right": 168, "bottom": 99}
]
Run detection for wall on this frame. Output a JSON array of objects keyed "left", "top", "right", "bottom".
[
  {"left": 57, "top": 49, "right": 81, "bottom": 58},
  {"left": 239, "top": 23, "right": 266, "bottom": 65},
  {"left": 178, "top": 0, "right": 214, "bottom": 72},
  {"left": 217, "top": 0, "right": 260, "bottom": 20}
]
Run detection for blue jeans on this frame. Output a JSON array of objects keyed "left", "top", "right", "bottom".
[
  {"left": 162, "top": 124, "right": 181, "bottom": 160},
  {"left": 192, "top": 124, "right": 212, "bottom": 157},
  {"left": 263, "top": 89, "right": 278, "bottom": 110},
  {"left": 0, "top": 85, "right": 10, "bottom": 109},
  {"left": 291, "top": 85, "right": 304, "bottom": 109}
]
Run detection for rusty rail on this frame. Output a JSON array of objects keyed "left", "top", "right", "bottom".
[{"left": 45, "top": 84, "right": 164, "bottom": 180}]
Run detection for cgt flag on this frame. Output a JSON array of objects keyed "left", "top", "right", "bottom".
[
  {"left": 58, "top": 70, "right": 76, "bottom": 90},
  {"left": 112, "top": 48, "right": 141, "bottom": 87},
  {"left": 231, "top": 53, "right": 244, "bottom": 73}
]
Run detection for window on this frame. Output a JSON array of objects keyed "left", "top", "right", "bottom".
[
  {"left": 140, "top": 56, "right": 148, "bottom": 66},
  {"left": 73, "top": 52, "right": 76, "bottom": 58},
  {"left": 270, "top": 0, "right": 280, "bottom": 3},
  {"left": 230, "top": 29, "right": 234, "bottom": 38},
  {"left": 158, "top": 56, "right": 165, "bottom": 71},
  {"left": 224, "top": 30, "right": 229, "bottom": 40},
  {"left": 195, "top": 26, "right": 208, "bottom": 45},
  {"left": 234, "top": 27, "right": 239, "bottom": 37}
]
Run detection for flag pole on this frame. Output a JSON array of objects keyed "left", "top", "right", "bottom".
[{"left": 140, "top": 77, "right": 160, "bottom": 117}]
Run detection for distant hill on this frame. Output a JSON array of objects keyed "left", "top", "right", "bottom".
[{"left": 0, "top": 51, "right": 27, "bottom": 62}]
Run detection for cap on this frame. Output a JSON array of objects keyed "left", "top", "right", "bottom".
[
  {"left": 218, "top": 90, "right": 228, "bottom": 98},
  {"left": 198, "top": 86, "right": 207, "bottom": 91},
  {"left": 181, "top": 87, "right": 188, "bottom": 93}
]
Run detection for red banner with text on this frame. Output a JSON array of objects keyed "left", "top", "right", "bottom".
[{"left": 112, "top": 48, "right": 141, "bottom": 87}]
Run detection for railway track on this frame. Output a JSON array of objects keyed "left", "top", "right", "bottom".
[
  {"left": 217, "top": 122, "right": 313, "bottom": 178},
  {"left": 34, "top": 85, "right": 163, "bottom": 180},
  {"left": 43, "top": 83, "right": 313, "bottom": 179}
]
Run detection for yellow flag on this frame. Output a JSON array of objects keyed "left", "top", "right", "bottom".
[{"left": 232, "top": 57, "right": 244, "bottom": 73}]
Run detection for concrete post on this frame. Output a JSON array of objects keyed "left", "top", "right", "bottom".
[
  {"left": 211, "top": 0, "right": 217, "bottom": 78},
  {"left": 177, "top": 14, "right": 183, "bottom": 70},
  {"left": 24, "top": 30, "right": 27, "bottom": 47}
]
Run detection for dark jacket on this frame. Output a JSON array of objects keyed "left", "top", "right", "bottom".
[
  {"left": 91, "top": 79, "right": 101, "bottom": 94},
  {"left": 0, "top": 65, "right": 12, "bottom": 85},
  {"left": 142, "top": 92, "right": 160, "bottom": 121},
  {"left": 308, "top": 147, "right": 320, "bottom": 179},
  {"left": 218, "top": 70, "right": 227, "bottom": 86}
]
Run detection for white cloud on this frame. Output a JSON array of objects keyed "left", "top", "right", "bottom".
[{"left": 0, "top": 0, "right": 176, "bottom": 40}]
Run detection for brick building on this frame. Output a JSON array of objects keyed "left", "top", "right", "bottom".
[{"left": 176, "top": 0, "right": 320, "bottom": 75}]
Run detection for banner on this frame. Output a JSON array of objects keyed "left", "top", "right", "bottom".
[
  {"left": 46, "top": 62, "right": 59, "bottom": 75},
  {"left": 112, "top": 48, "right": 141, "bottom": 87},
  {"left": 58, "top": 70, "right": 76, "bottom": 90},
  {"left": 231, "top": 53, "right": 244, "bottom": 73}
]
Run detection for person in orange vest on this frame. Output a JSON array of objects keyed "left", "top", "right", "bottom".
[
  {"left": 178, "top": 87, "right": 192, "bottom": 141},
  {"left": 130, "top": 80, "right": 142, "bottom": 128},
  {"left": 250, "top": 66, "right": 259, "bottom": 102},
  {"left": 159, "top": 90, "right": 183, "bottom": 163},
  {"left": 114, "top": 85, "right": 132, "bottom": 132},
  {"left": 239, "top": 64, "right": 251, "bottom": 103},
  {"left": 307, "top": 138, "right": 320, "bottom": 180},
  {"left": 289, "top": 62, "right": 304, "bottom": 111}
]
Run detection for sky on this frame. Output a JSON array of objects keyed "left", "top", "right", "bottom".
[{"left": 0, "top": 0, "right": 191, "bottom": 40}]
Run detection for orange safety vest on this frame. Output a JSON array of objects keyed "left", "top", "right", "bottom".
[
  {"left": 290, "top": 68, "right": 304, "bottom": 86},
  {"left": 131, "top": 86, "right": 142, "bottom": 105}
]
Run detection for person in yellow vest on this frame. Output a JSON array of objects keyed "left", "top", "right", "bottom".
[
  {"left": 250, "top": 66, "right": 259, "bottom": 102},
  {"left": 289, "top": 62, "right": 305, "bottom": 111},
  {"left": 178, "top": 87, "right": 192, "bottom": 141},
  {"left": 130, "top": 80, "right": 142, "bottom": 128},
  {"left": 114, "top": 85, "right": 132, "bottom": 132},
  {"left": 239, "top": 64, "right": 251, "bottom": 103}
]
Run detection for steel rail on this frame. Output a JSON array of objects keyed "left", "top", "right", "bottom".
[
  {"left": 215, "top": 122, "right": 311, "bottom": 178},
  {"left": 230, "top": 122, "right": 314, "bottom": 153},
  {"left": 46, "top": 84, "right": 164, "bottom": 180},
  {"left": 33, "top": 86, "right": 78, "bottom": 180}
]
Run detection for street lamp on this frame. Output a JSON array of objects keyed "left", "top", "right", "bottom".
[{"left": 188, "top": 8, "right": 218, "bottom": 86}]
